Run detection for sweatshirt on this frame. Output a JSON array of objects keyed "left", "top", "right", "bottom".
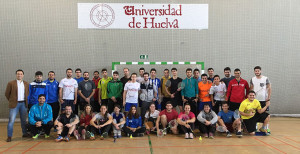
[
  {"left": 197, "top": 110, "right": 218, "bottom": 124},
  {"left": 227, "top": 78, "right": 250, "bottom": 103}
]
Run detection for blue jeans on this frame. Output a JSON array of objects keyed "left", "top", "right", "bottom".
[{"left": 7, "top": 102, "right": 27, "bottom": 137}]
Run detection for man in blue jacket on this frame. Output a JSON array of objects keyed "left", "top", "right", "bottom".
[
  {"left": 28, "top": 94, "right": 53, "bottom": 139},
  {"left": 28, "top": 71, "right": 48, "bottom": 110},
  {"left": 44, "top": 71, "right": 59, "bottom": 121}
]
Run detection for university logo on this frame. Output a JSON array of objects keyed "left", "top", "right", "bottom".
[{"left": 90, "top": 4, "right": 115, "bottom": 28}]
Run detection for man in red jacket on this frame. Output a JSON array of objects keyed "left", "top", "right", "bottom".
[{"left": 226, "top": 68, "right": 249, "bottom": 111}]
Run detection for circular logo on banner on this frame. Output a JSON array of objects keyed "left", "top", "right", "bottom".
[{"left": 90, "top": 4, "right": 115, "bottom": 28}]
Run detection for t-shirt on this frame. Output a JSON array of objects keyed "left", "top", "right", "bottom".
[
  {"left": 145, "top": 110, "right": 160, "bottom": 119},
  {"left": 159, "top": 109, "right": 178, "bottom": 123},
  {"left": 111, "top": 112, "right": 125, "bottom": 124},
  {"left": 239, "top": 99, "right": 262, "bottom": 119},
  {"left": 78, "top": 80, "right": 96, "bottom": 102},
  {"left": 168, "top": 77, "right": 183, "bottom": 98},
  {"left": 221, "top": 76, "right": 235, "bottom": 88},
  {"left": 161, "top": 76, "right": 171, "bottom": 97},
  {"left": 198, "top": 81, "right": 212, "bottom": 102},
  {"left": 250, "top": 76, "right": 270, "bottom": 101},
  {"left": 209, "top": 83, "right": 227, "bottom": 101},
  {"left": 94, "top": 113, "right": 112, "bottom": 124},
  {"left": 178, "top": 112, "right": 195, "bottom": 121},
  {"left": 98, "top": 77, "right": 112, "bottom": 99},
  {"left": 56, "top": 113, "right": 78, "bottom": 125},
  {"left": 181, "top": 78, "right": 198, "bottom": 98},
  {"left": 140, "top": 80, "right": 157, "bottom": 102},
  {"left": 218, "top": 110, "right": 235, "bottom": 123},
  {"left": 124, "top": 82, "right": 140, "bottom": 103},
  {"left": 59, "top": 78, "right": 78, "bottom": 100},
  {"left": 149, "top": 78, "right": 161, "bottom": 99},
  {"left": 136, "top": 76, "right": 144, "bottom": 83}
]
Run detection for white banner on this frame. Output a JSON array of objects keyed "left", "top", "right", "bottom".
[{"left": 78, "top": 3, "right": 208, "bottom": 30}]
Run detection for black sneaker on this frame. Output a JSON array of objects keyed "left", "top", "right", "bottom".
[
  {"left": 138, "top": 133, "right": 144, "bottom": 137},
  {"left": 226, "top": 131, "right": 232, "bottom": 137},
  {"left": 236, "top": 131, "right": 243, "bottom": 138}
]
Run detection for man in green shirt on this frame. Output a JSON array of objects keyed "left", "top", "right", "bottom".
[
  {"left": 98, "top": 69, "right": 112, "bottom": 107},
  {"left": 107, "top": 71, "right": 123, "bottom": 113}
]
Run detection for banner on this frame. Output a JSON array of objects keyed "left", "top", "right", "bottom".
[{"left": 78, "top": 3, "right": 208, "bottom": 30}]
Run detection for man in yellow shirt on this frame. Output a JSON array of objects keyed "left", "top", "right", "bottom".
[
  {"left": 98, "top": 69, "right": 112, "bottom": 106},
  {"left": 239, "top": 91, "right": 270, "bottom": 135},
  {"left": 161, "top": 69, "right": 171, "bottom": 111}
]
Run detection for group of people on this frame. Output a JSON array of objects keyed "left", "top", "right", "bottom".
[{"left": 5, "top": 65, "right": 271, "bottom": 142}]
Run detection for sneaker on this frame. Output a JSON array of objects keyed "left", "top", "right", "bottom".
[
  {"left": 209, "top": 133, "right": 214, "bottom": 139},
  {"left": 89, "top": 132, "right": 95, "bottom": 140},
  {"left": 226, "top": 131, "right": 232, "bottom": 137},
  {"left": 100, "top": 135, "right": 104, "bottom": 140},
  {"left": 236, "top": 131, "right": 243, "bottom": 138},
  {"left": 259, "top": 128, "right": 268, "bottom": 133},
  {"left": 81, "top": 130, "right": 86, "bottom": 140},
  {"left": 204, "top": 133, "right": 209, "bottom": 138},
  {"left": 45, "top": 134, "right": 50, "bottom": 139},
  {"left": 138, "top": 133, "right": 144, "bottom": 137},
  {"left": 189, "top": 133, "right": 194, "bottom": 139},
  {"left": 185, "top": 133, "right": 189, "bottom": 139},
  {"left": 64, "top": 136, "right": 70, "bottom": 142},
  {"left": 117, "top": 131, "right": 122, "bottom": 138},
  {"left": 73, "top": 130, "right": 80, "bottom": 140},
  {"left": 86, "top": 131, "right": 92, "bottom": 138},
  {"left": 32, "top": 134, "right": 39, "bottom": 139},
  {"left": 55, "top": 135, "right": 63, "bottom": 142}
]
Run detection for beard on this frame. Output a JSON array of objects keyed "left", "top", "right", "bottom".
[{"left": 84, "top": 77, "right": 89, "bottom": 80}]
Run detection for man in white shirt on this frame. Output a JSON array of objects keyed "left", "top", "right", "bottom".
[
  {"left": 59, "top": 68, "right": 78, "bottom": 112},
  {"left": 250, "top": 66, "right": 271, "bottom": 111},
  {"left": 123, "top": 73, "right": 140, "bottom": 113}
]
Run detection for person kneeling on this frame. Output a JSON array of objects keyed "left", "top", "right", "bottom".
[
  {"left": 177, "top": 103, "right": 196, "bottom": 139},
  {"left": 54, "top": 105, "right": 79, "bottom": 142},
  {"left": 90, "top": 105, "right": 113, "bottom": 140},
  {"left": 218, "top": 102, "right": 242, "bottom": 137},
  {"left": 197, "top": 103, "right": 218, "bottom": 139},
  {"left": 239, "top": 91, "right": 270, "bottom": 135},
  {"left": 74, "top": 104, "right": 95, "bottom": 140},
  {"left": 29, "top": 94, "right": 53, "bottom": 139},
  {"left": 111, "top": 105, "right": 125, "bottom": 138},
  {"left": 156, "top": 101, "right": 178, "bottom": 136},
  {"left": 123, "top": 106, "right": 145, "bottom": 137}
]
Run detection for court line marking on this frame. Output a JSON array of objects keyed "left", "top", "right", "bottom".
[
  {"left": 0, "top": 142, "right": 22, "bottom": 153},
  {"left": 271, "top": 137, "right": 300, "bottom": 150},
  {"left": 284, "top": 137, "right": 300, "bottom": 144},
  {"left": 147, "top": 135, "right": 153, "bottom": 154},
  {"left": 253, "top": 137, "right": 287, "bottom": 154},
  {"left": 22, "top": 141, "right": 43, "bottom": 154}
]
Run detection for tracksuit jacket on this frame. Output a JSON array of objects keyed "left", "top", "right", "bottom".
[
  {"left": 28, "top": 80, "right": 48, "bottom": 105},
  {"left": 43, "top": 79, "right": 59, "bottom": 103},
  {"left": 28, "top": 103, "right": 53, "bottom": 125},
  {"left": 226, "top": 78, "right": 250, "bottom": 103}
]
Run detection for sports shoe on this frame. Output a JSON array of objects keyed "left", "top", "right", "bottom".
[
  {"left": 32, "top": 134, "right": 39, "bottom": 139},
  {"left": 209, "top": 133, "right": 214, "bottom": 139},
  {"left": 138, "top": 133, "right": 144, "bottom": 137},
  {"left": 185, "top": 133, "right": 189, "bottom": 139},
  {"left": 45, "top": 134, "right": 50, "bottom": 139},
  {"left": 100, "top": 135, "right": 104, "bottom": 140},
  {"left": 259, "top": 127, "right": 268, "bottom": 133},
  {"left": 189, "top": 133, "right": 194, "bottom": 139},
  {"left": 86, "top": 131, "right": 92, "bottom": 138},
  {"left": 73, "top": 130, "right": 80, "bottom": 140},
  {"left": 117, "top": 131, "right": 122, "bottom": 138},
  {"left": 81, "top": 129, "right": 86, "bottom": 140},
  {"left": 64, "top": 136, "right": 70, "bottom": 142},
  {"left": 226, "top": 131, "right": 232, "bottom": 137},
  {"left": 204, "top": 133, "right": 209, "bottom": 138},
  {"left": 236, "top": 131, "right": 243, "bottom": 138},
  {"left": 55, "top": 135, "right": 63, "bottom": 142}
]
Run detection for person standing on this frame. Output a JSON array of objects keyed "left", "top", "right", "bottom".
[
  {"left": 107, "top": 71, "right": 123, "bottom": 113},
  {"left": 28, "top": 71, "right": 48, "bottom": 110},
  {"left": 74, "top": 68, "right": 84, "bottom": 115},
  {"left": 78, "top": 72, "right": 96, "bottom": 112},
  {"left": 161, "top": 69, "right": 171, "bottom": 111},
  {"left": 5, "top": 69, "right": 30, "bottom": 142},
  {"left": 123, "top": 73, "right": 140, "bottom": 114},
  {"left": 207, "top": 68, "right": 215, "bottom": 82},
  {"left": 59, "top": 68, "right": 78, "bottom": 112},
  {"left": 98, "top": 69, "right": 112, "bottom": 106},
  {"left": 44, "top": 71, "right": 60, "bottom": 121},
  {"left": 220, "top": 67, "right": 235, "bottom": 88},
  {"left": 92, "top": 71, "right": 101, "bottom": 112},
  {"left": 181, "top": 68, "right": 198, "bottom": 115}
]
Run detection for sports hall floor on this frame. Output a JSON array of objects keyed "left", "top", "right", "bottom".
[{"left": 0, "top": 117, "right": 299, "bottom": 154}]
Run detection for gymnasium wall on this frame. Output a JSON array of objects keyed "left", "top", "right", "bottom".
[{"left": 0, "top": 0, "right": 299, "bottom": 118}]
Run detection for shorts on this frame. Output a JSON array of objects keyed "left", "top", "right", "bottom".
[
  {"left": 61, "top": 100, "right": 75, "bottom": 111},
  {"left": 260, "top": 101, "right": 269, "bottom": 111},
  {"left": 243, "top": 112, "right": 269, "bottom": 133},
  {"left": 229, "top": 102, "right": 241, "bottom": 111},
  {"left": 125, "top": 103, "right": 138, "bottom": 112},
  {"left": 225, "top": 123, "right": 234, "bottom": 132},
  {"left": 198, "top": 101, "right": 212, "bottom": 111}
]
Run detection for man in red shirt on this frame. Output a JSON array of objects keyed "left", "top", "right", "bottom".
[
  {"left": 226, "top": 68, "right": 249, "bottom": 111},
  {"left": 92, "top": 71, "right": 101, "bottom": 112},
  {"left": 156, "top": 101, "right": 178, "bottom": 135}
]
